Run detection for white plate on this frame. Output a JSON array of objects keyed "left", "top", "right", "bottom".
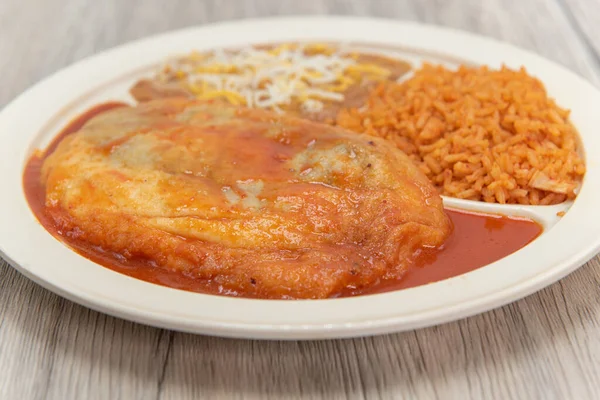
[{"left": 1, "top": 16, "right": 600, "bottom": 340}]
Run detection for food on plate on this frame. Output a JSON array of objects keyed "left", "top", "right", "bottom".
[
  {"left": 337, "top": 64, "right": 586, "bottom": 204},
  {"left": 132, "top": 44, "right": 585, "bottom": 205},
  {"left": 32, "top": 98, "right": 452, "bottom": 299},
  {"left": 24, "top": 43, "right": 582, "bottom": 299},
  {"left": 130, "top": 43, "right": 411, "bottom": 123}
]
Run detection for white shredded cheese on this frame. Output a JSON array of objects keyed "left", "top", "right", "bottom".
[
  {"left": 301, "top": 99, "right": 324, "bottom": 113},
  {"left": 158, "top": 44, "right": 373, "bottom": 112}
]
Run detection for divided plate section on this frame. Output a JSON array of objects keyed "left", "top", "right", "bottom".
[{"left": 443, "top": 197, "right": 571, "bottom": 232}]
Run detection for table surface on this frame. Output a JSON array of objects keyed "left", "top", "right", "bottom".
[{"left": 2, "top": 0, "right": 600, "bottom": 399}]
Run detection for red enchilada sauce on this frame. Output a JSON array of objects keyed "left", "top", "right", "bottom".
[{"left": 23, "top": 103, "right": 543, "bottom": 298}]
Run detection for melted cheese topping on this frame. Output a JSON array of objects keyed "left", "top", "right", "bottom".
[{"left": 157, "top": 43, "right": 391, "bottom": 112}]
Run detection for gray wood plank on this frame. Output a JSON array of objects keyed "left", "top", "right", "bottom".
[
  {"left": 556, "top": 0, "right": 600, "bottom": 62},
  {"left": 2, "top": 0, "right": 600, "bottom": 399}
]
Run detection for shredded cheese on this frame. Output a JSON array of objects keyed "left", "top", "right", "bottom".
[{"left": 157, "top": 43, "right": 392, "bottom": 113}]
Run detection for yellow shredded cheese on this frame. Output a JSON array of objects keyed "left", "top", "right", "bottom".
[
  {"left": 158, "top": 43, "right": 393, "bottom": 112},
  {"left": 346, "top": 64, "right": 390, "bottom": 76},
  {"left": 194, "top": 64, "right": 238, "bottom": 74}
]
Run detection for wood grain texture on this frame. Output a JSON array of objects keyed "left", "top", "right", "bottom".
[{"left": 2, "top": 0, "right": 600, "bottom": 399}]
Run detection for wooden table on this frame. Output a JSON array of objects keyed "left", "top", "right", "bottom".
[{"left": 2, "top": 0, "right": 600, "bottom": 398}]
